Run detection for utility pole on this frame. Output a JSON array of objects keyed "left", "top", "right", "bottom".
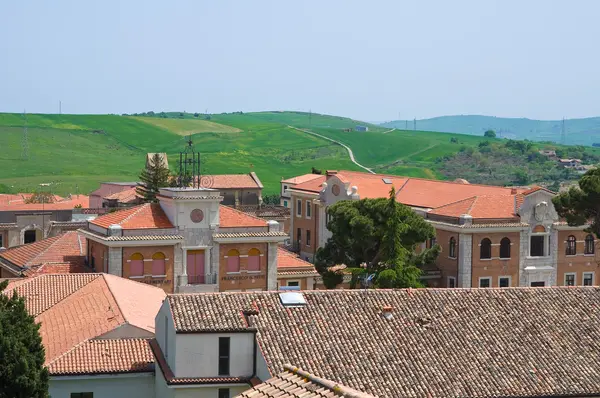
[{"left": 21, "top": 110, "right": 29, "bottom": 160}]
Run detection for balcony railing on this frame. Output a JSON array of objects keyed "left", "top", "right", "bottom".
[{"left": 187, "top": 273, "right": 218, "bottom": 285}]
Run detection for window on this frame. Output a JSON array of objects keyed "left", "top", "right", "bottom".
[
  {"left": 429, "top": 237, "right": 437, "bottom": 248},
  {"left": 283, "top": 200, "right": 288, "bottom": 207},
  {"left": 585, "top": 234, "right": 595, "bottom": 255},
  {"left": 130, "top": 253, "right": 144, "bottom": 277},
  {"left": 306, "top": 200, "right": 312, "bottom": 218},
  {"left": 218, "top": 389, "right": 230, "bottom": 398},
  {"left": 499, "top": 277, "right": 510, "bottom": 288},
  {"left": 152, "top": 252, "right": 166, "bottom": 276},
  {"left": 448, "top": 237, "right": 457, "bottom": 258},
  {"left": 227, "top": 249, "right": 240, "bottom": 273},
  {"left": 530, "top": 281, "right": 545, "bottom": 287},
  {"left": 566, "top": 235, "right": 577, "bottom": 256},
  {"left": 480, "top": 238, "right": 492, "bottom": 260},
  {"left": 296, "top": 199, "right": 302, "bottom": 216},
  {"left": 0, "top": 234, "right": 3, "bottom": 248},
  {"left": 71, "top": 394, "right": 93, "bottom": 398},
  {"left": 565, "top": 273, "right": 576, "bottom": 286},
  {"left": 287, "top": 280, "right": 300, "bottom": 287},
  {"left": 583, "top": 272, "right": 594, "bottom": 286},
  {"left": 247, "top": 248, "right": 260, "bottom": 272},
  {"left": 500, "top": 237, "right": 511, "bottom": 259},
  {"left": 447, "top": 276, "right": 456, "bottom": 288},
  {"left": 296, "top": 228, "right": 301, "bottom": 245},
  {"left": 218, "top": 337, "right": 230, "bottom": 376},
  {"left": 283, "top": 185, "right": 288, "bottom": 192},
  {"left": 479, "top": 277, "right": 491, "bottom": 288},
  {"left": 24, "top": 229, "right": 36, "bottom": 244},
  {"left": 530, "top": 236, "right": 545, "bottom": 257},
  {"left": 306, "top": 230, "right": 311, "bottom": 246}
]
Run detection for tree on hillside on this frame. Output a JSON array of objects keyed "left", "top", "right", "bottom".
[
  {"left": 314, "top": 187, "right": 439, "bottom": 289},
  {"left": 0, "top": 280, "right": 49, "bottom": 397},
  {"left": 136, "top": 153, "right": 171, "bottom": 203},
  {"left": 484, "top": 130, "right": 496, "bottom": 138},
  {"left": 311, "top": 167, "right": 323, "bottom": 175},
  {"left": 553, "top": 167, "right": 600, "bottom": 237}
]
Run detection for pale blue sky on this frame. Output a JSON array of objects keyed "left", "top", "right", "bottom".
[{"left": 1, "top": 0, "right": 598, "bottom": 121}]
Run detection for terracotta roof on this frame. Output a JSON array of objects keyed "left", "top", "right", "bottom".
[
  {"left": 48, "top": 338, "right": 154, "bottom": 376},
  {"left": 277, "top": 248, "right": 316, "bottom": 269},
  {"left": 522, "top": 185, "right": 556, "bottom": 196},
  {"left": 90, "top": 203, "right": 174, "bottom": 230},
  {"left": 220, "top": 205, "right": 267, "bottom": 228},
  {"left": 290, "top": 175, "right": 326, "bottom": 194},
  {"left": 193, "top": 173, "right": 262, "bottom": 189},
  {"left": 3, "top": 274, "right": 165, "bottom": 373},
  {"left": 213, "top": 232, "right": 287, "bottom": 239},
  {"left": 237, "top": 364, "right": 374, "bottom": 398},
  {"left": 281, "top": 174, "right": 324, "bottom": 185},
  {"left": 103, "top": 187, "right": 140, "bottom": 203},
  {"left": 428, "top": 195, "right": 519, "bottom": 219},
  {"left": 331, "top": 171, "right": 408, "bottom": 199},
  {"left": 80, "top": 229, "right": 184, "bottom": 242},
  {"left": 167, "top": 288, "right": 600, "bottom": 398},
  {"left": 0, "top": 195, "right": 89, "bottom": 211},
  {"left": 149, "top": 339, "right": 252, "bottom": 385},
  {"left": 234, "top": 205, "right": 290, "bottom": 219},
  {"left": 0, "top": 231, "right": 88, "bottom": 276}
]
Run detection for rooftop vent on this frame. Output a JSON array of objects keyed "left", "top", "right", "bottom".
[
  {"left": 382, "top": 305, "right": 393, "bottom": 320},
  {"left": 382, "top": 178, "right": 392, "bottom": 184},
  {"left": 279, "top": 292, "right": 306, "bottom": 307}
]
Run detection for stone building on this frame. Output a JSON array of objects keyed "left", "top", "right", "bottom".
[
  {"left": 79, "top": 187, "right": 290, "bottom": 293},
  {"left": 287, "top": 169, "right": 597, "bottom": 288}
]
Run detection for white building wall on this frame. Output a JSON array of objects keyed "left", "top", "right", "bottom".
[
  {"left": 155, "top": 363, "right": 175, "bottom": 398},
  {"left": 175, "top": 333, "right": 254, "bottom": 378},
  {"left": 175, "top": 386, "right": 248, "bottom": 398},
  {"left": 155, "top": 301, "right": 177, "bottom": 373},
  {"left": 49, "top": 374, "right": 154, "bottom": 398}
]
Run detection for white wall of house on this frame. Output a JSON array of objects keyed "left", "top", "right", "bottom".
[
  {"left": 255, "top": 348, "right": 271, "bottom": 381},
  {"left": 174, "top": 386, "right": 248, "bottom": 398},
  {"left": 156, "top": 301, "right": 177, "bottom": 373},
  {"left": 155, "top": 363, "right": 175, "bottom": 398},
  {"left": 175, "top": 333, "right": 254, "bottom": 378},
  {"left": 49, "top": 373, "right": 154, "bottom": 398}
]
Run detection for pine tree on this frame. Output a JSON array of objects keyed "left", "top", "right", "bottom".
[
  {"left": 136, "top": 153, "right": 171, "bottom": 203},
  {"left": 0, "top": 280, "right": 49, "bottom": 397}
]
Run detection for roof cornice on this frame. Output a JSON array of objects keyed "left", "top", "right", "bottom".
[{"left": 78, "top": 229, "right": 183, "bottom": 247}]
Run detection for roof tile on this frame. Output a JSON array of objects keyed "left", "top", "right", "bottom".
[
  {"left": 90, "top": 203, "right": 174, "bottom": 229},
  {"left": 219, "top": 206, "right": 267, "bottom": 228}
]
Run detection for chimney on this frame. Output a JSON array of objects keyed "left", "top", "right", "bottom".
[
  {"left": 511, "top": 188, "right": 518, "bottom": 194},
  {"left": 326, "top": 170, "right": 338, "bottom": 176},
  {"left": 267, "top": 220, "right": 280, "bottom": 232},
  {"left": 381, "top": 305, "right": 393, "bottom": 320}
]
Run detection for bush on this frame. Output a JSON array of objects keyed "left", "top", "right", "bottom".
[
  {"left": 377, "top": 269, "right": 397, "bottom": 289},
  {"left": 484, "top": 130, "right": 496, "bottom": 138}
]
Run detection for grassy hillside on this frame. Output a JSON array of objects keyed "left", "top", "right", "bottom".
[
  {"left": 1, "top": 110, "right": 598, "bottom": 198},
  {"left": 381, "top": 115, "right": 600, "bottom": 146}
]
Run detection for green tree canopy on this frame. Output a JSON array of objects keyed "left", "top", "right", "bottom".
[
  {"left": 553, "top": 167, "right": 600, "bottom": 237},
  {"left": 484, "top": 129, "right": 496, "bottom": 138},
  {"left": 136, "top": 153, "right": 171, "bottom": 203},
  {"left": 0, "top": 280, "right": 49, "bottom": 397},
  {"left": 315, "top": 187, "right": 439, "bottom": 288}
]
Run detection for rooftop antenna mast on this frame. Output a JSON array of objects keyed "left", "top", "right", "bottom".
[
  {"left": 21, "top": 110, "right": 29, "bottom": 160},
  {"left": 178, "top": 134, "right": 201, "bottom": 188}
]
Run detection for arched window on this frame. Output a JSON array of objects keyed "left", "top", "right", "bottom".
[
  {"left": 480, "top": 238, "right": 492, "bottom": 259},
  {"left": 248, "top": 248, "right": 261, "bottom": 272},
  {"left": 130, "top": 253, "right": 144, "bottom": 277},
  {"left": 227, "top": 249, "right": 240, "bottom": 273},
  {"left": 449, "top": 237, "right": 457, "bottom": 258},
  {"left": 566, "top": 235, "right": 577, "bottom": 256},
  {"left": 585, "top": 234, "right": 595, "bottom": 255},
  {"left": 500, "top": 237, "right": 511, "bottom": 259},
  {"left": 152, "top": 252, "right": 166, "bottom": 276}
]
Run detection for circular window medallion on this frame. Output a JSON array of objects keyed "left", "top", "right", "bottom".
[
  {"left": 332, "top": 184, "right": 340, "bottom": 196},
  {"left": 190, "top": 209, "right": 204, "bottom": 223}
]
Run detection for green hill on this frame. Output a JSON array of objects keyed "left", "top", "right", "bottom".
[
  {"left": 381, "top": 115, "right": 600, "bottom": 146},
  {"left": 1, "top": 111, "right": 598, "bottom": 197}
]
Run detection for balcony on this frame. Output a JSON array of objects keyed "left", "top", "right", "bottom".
[{"left": 178, "top": 273, "right": 219, "bottom": 293}]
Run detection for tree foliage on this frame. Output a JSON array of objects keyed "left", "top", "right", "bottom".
[
  {"left": 0, "top": 280, "right": 49, "bottom": 397},
  {"left": 315, "top": 187, "right": 439, "bottom": 289},
  {"left": 136, "top": 153, "right": 171, "bottom": 203},
  {"left": 553, "top": 167, "right": 600, "bottom": 237},
  {"left": 484, "top": 129, "right": 496, "bottom": 138}
]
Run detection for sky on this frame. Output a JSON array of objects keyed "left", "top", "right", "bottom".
[{"left": 1, "top": 0, "right": 598, "bottom": 121}]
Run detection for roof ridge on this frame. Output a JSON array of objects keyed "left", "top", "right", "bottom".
[
  {"left": 395, "top": 178, "right": 411, "bottom": 196},
  {"left": 22, "top": 234, "right": 67, "bottom": 267},
  {"left": 46, "top": 338, "right": 91, "bottom": 366},
  {"left": 34, "top": 273, "right": 103, "bottom": 317},
  {"left": 101, "top": 274, "right": 128, "bottom": 325},
  {"left": 283, "top": 364, "right": 369, "bottom": 398},
  {"left": 431, "top": 196, "right": 477, "bottom": 211},
  {"left": 466, "top": 196, "right": 479, "bottom": 214},
  {"left": 118, "top": 203, "right": 150, "bottom": 226}
]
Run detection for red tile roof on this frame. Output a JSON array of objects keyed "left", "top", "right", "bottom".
[
  {"left": 103, "top": 187, "right": 140, "bottom": 203},
  {"left": 3, "top": 274, "right": 165, "bottom": 373},
  {"left": 277, "top": 248, "right": 316, "bottom": 269},
  {"left": 428, "top": 195, "right": 519, "bottom": 219},
  {"left": 290, "top": 175, "right": 326, "bottom": 194},
  {"left": 194, "top": 173, "right": 262, "bottom": 189},
  {"left": 220, "top": 205, "right": 267, "bottom": 228},
  {"left": 48, "top": 338, "right": 154, "bottom": 376},
  {"left": 90, "top": 203, "right": 174, "bottom": 229},
  {"left": 0, "top": 194, "right": 89, "bottom": 211},
  {"left": 281, "top": 174, "right": 324, "bottom": 185},
  {"left": 0, "top": 231, "right": 88, "bottom": 276}
]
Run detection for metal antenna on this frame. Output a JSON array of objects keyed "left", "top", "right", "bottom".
[{"left": 21, "top": 110, "right": 29, "bottom": 161}]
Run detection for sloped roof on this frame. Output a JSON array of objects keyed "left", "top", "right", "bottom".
[
  {"left": 103, "top": 187, "right": 141, "bottom": 203},
  {"left": 428, "top": 195, "right": 519, "bottom": 219},
  {"left": 167, "top": 288, "right": 600, "bottom": 398},
  {"left": 290, "top": 175, "right": 326, "bottom": 194},
  {"left": 4, "top": 274, "right": 165, "bottom": 373},
  {"left": 220, "top": 205, "right": 267, "bottom": 228},
  {"left": 281, "top": 173, "right": 324, "bottom": 185},
  {"left": 236, "top": 364, "right": 374, "bottom": 398},
  {"left": 277, "top": 247, "right": 316, "bottom": 270},
  {"left": 0, "top": 194, "right": 90, "bottom": 211},
  {"left": 90, "top": 203, "right": 174, "bottom": 229},
  {"left": 193, "top": 173, "right": 262, "bottom": 189},
  {"left": 0, "top": 231, "right": 88, "bottom": 276}
]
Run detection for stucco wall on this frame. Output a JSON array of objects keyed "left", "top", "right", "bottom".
[
  {"left": 471, "top": 232, "right": 520, "bottom": 287},
  {"left": 433, "top": 229, "right": 459, "bottom": 287},
  {"left": 49, "top": 374, "right": 154, "bottom": 398},
  {"left": 123, "top": 245, "right": 175, "bottom": 293},
  {"left": 557, "top": 229, "right": 599, "bottom": 285},
  {"left": 291, "top": 195, "right": 318, "bottom": 260},
  {"left": 89, "top": 240, "right": 109, "bottom": 273},
  {"left": 156, "top": 300, "right": 177, "bottom": 374},
  {"left": 218, "top": 243, "right": 268, "bottom": 292},
  {"left": 174, "top": 333, "right": 254, "bottom": 379}
]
